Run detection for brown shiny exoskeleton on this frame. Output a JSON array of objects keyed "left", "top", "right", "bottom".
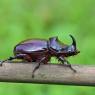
[{"left": 0, "top": 35, "right": 80, "bottom": 78}]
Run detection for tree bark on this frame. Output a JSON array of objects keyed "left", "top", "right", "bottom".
[{"left": 0, "top": 63, "right": 95, "bottom": 86}]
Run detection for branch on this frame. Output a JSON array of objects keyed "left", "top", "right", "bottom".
[{"left": 0, "top": 63, "right": 95, "bottom": 86}]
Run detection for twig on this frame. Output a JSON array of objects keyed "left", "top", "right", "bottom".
[{"left": 0, "top": 63, "right": 95, "bottom": 86}]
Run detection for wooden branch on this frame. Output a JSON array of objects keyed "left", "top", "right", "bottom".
[{"left": 0, "top": 63, "right": 95, "bottom": 86}]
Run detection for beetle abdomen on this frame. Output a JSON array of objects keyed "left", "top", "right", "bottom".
[{"left": 14, "top": 40, "right": 48, "bottom": 54}]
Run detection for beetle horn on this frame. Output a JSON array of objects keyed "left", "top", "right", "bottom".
[{"left": 69, "top": 34, "right": 76, "bottom": 48}]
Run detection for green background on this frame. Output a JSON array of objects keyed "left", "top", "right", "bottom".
[{"left": 0, "top": 0, "right": 95, "bottom": 95}]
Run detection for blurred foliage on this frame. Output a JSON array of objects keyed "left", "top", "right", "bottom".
[{"left": 0, "top": 0, "right": 95, "bottom": 95}]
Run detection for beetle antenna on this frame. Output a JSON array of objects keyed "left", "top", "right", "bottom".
[{"left": 69, "top": 34, "right": 76, "bottom": 48}]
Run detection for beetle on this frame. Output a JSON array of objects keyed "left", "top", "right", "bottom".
[{"left": 0, "top": 35, "right": 80, "bottom": 78}]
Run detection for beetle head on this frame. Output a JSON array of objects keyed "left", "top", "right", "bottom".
[{"left": 66, "top": 35, "right": 80, "bottom": 56}]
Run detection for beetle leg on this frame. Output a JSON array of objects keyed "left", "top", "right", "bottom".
[
  {"left": 32, "top": 57, "right": 46, "bottom": 78},
  {"left": 0, "top": 56, "right": 16, "bottom": 66},
  {"left": 58, "top": 56, "right": 76, "bottom": 72},
  {"left": 0, "top": 54, "right": 32, "bottom": 66}
]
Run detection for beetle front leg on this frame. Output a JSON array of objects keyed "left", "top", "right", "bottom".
[{"left": 58, "top": 56, "right": 76, "bottom": 72}]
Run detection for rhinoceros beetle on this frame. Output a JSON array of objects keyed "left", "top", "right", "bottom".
[{"left": 0, "top": 35, "right": 80, "bottom": 78}]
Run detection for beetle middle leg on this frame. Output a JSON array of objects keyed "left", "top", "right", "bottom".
[
  {"left": 32, "top": 56, "right": 48, "bottom": 78},
  {"left": 58, "top": 56, "right": 76, "bottom": 72}
]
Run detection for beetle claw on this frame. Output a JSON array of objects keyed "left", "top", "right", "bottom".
[
  {"left": 64, "top": 63, "right": 76, "bottom": 72},
  {"left": 68, "top": 65, "right": 76, "bottom": 72},
  {"left": 0, "top": 60, "right": 5, "bottom": 66},
  {"left": 0, "top": 62, "right": 2, "bottom": 66},
  {"left": 32, "top": 73, "right": 34, "bottom": 78}
]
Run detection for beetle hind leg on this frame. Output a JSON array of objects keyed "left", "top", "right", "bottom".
[
  {"left": 0, "top": 56, "right": 16, "bottom": 66},
  {"left": 0, "top": 54, "right": 32, "bottom": 66},
  {"left": 58, "top": 56, "right": 76, "bottom": 72}
]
